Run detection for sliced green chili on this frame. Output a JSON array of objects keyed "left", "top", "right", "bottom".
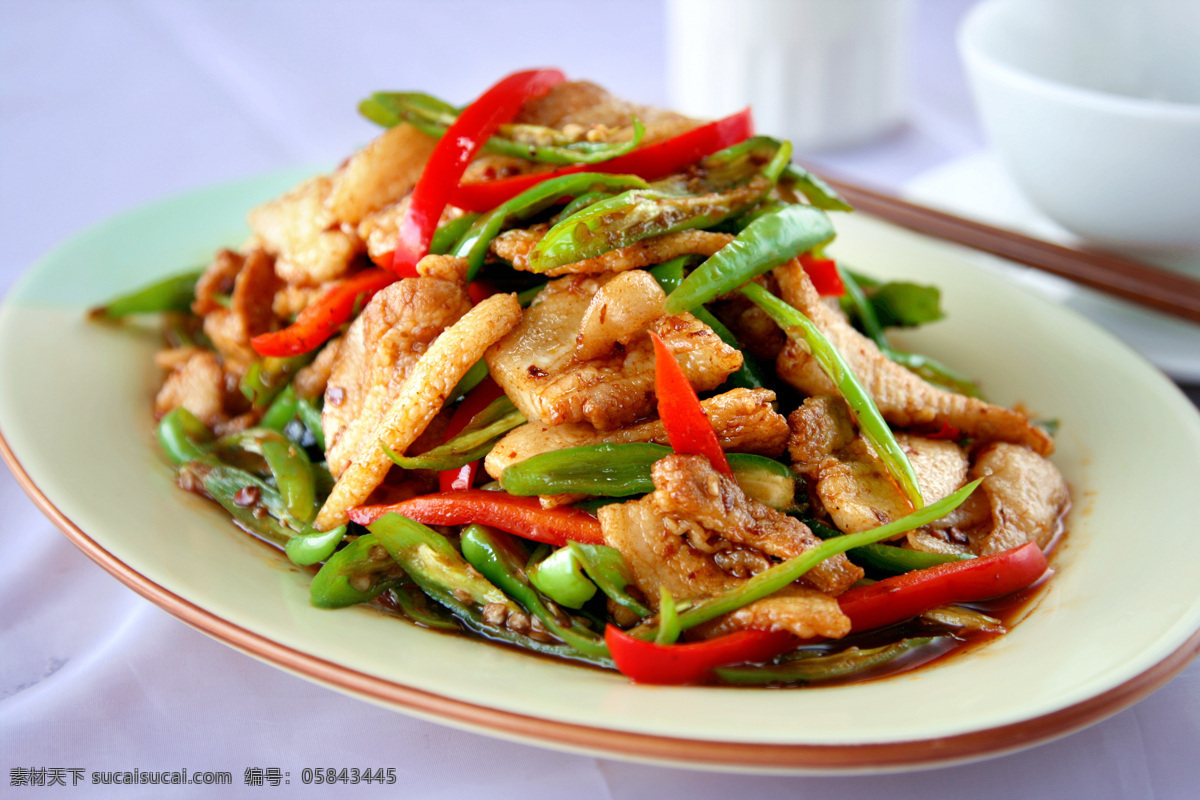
[
  {"left": 739, "top": 281, "right": 924, "bottom": 509},
  {"left": 632, "top": 479, "right": 982, "bottom": 640},
  {"left": 566, "top": 542, "right": 652, "bottom": 618},
  {"left": 715, "top": 637, "right": 941, "bottom": 685},
  {"left": 527, "top": 545, "right": 598, "bottom": 609},
  {"left": 453, "top": 172, "right": 650, "bottom": 280},
  {"left": 808, "top": 519, "right": 973, "bottom": 574},
  {"left": 89, "top": 269, "right": 202, "bottom": 319},
  {"left": 310, "top": 533, "right": 407, "bottom": 608},
  {"left": 156, "top": 407, "right": 213, "bottom": 466},
  {"left": 384, "top": 395, "right": 524, "bottom": 471},
  {"left": 663, "top": 203, "right": 835, "bottom": 314}
]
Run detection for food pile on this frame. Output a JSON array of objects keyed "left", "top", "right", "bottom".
[{"left": 96, "top": 70, "right": 1069, "bottom": 685}]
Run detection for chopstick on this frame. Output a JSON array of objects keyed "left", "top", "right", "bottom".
[{"left": 822, "top": 176, "right": 1200, "bottom": 327}]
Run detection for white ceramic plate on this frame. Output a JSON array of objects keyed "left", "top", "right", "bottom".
[
  {"left": 3, "top": 169, "right": 1200, "bottom": 774},
  {"left": 905, "top": 151, "right": 1200, "bottom": 382}
]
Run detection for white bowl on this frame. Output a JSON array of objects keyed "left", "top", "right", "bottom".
[{"left": 958, "top": 0, "right": 1200, "bottom": 265}]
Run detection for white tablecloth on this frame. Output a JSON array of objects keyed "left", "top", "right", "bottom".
[{"left": 3, "top": 2, "right": 1198, "bottom": 797}]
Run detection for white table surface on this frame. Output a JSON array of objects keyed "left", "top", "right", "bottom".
[{"left": 2, "top": 2, "right": 1198, "bottom": 797}]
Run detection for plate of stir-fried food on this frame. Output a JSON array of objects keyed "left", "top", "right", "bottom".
[{"left": 3, "top": 70, "right": 1200, "bottom": 773}]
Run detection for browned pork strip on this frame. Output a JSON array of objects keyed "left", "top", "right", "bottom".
[
  {"left": 598, "top": 473, "right": 850, "bottom": 641},
  {"left": 485, "top": 272, "right": 741, "bottom": 430},
  {"left": 649, "top": 454, "right": 862, "bottom": 595},
  {"left": 773, "top": 260, "right": 1054, "bottom": 456},
  {"left": 967, "top": 442, "right": 1069, "bottom": 555},
  {"left": 322, "top": 276, "right": 474, "bottom": 478}
]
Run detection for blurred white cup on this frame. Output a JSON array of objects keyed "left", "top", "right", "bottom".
[{"left": 666, "top": 0, "right": 913, "bottom": 151}]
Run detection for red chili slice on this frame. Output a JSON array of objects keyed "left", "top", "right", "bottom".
[
  {"left": 650, "top": 331, "right": 732, "bottom": 476},
  {"left": 799, "top": 252, "right": 845, "bottom": 297},
  {"left": 605, "top": 625, "right": 796, "bottom": 685},
  {"left": 449, "top": 107, "right": 755, "bottom": 213},
  {"left": 838, "top": 541, "right": 1050, "bottom": 633},
  {"left": 349, "top": 489, "right": 603, "bottom": 547},
  {"left": 250, "top": 267, "right": 395, "bottom": 357},
  {"left": 437, "top": 378, "right": 506, "bottom": 492},
  {"left": 389, "top": 68, "right": 566, "bottom": 275}
]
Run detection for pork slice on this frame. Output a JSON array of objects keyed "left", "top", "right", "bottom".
[
  {"left": 154, "top": 348, "right": 228, "bottom": 428},
  {"left": 513, "top": 80, "right": 696, "bottom": 144},
  {"left": 248, "top": 175, "right": 362, "bottom": 286},
  {"left": 649, "top": 454, "right": 862, "bottom": 595},
  {"left": 787, "top": 396, "right": 971, "bottom": 538},
  {"left": 327, "top": 123, "right": 436, "bottom": 226},
  {"left": 201, "top": 248, "right": 281, "bottom": 369},
  {"left": 485, "top": 272, "right": 741, "bottom": 430},
  {"left": 967, "top": 442, "right": 1069, "bottom": 555},
  {"left": 322, "top": 277, "right": 474, "bottom": 478},
  {"left": 484, "top": 387, "right": 788, "bottom": 479},
  {"left": 773, "top": 259, "right": 1054, "bottom": 456},
  {"left": 598, "top": 495, "right": 849, "bottom": 640}
]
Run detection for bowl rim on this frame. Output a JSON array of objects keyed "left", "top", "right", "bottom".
[{"left": 958, "top": 0, "right": 1200, "bottom": 121}]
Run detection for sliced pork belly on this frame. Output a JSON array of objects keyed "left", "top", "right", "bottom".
[
  {"left": 598, "top": 456, "right": 852, "bottom": 640},
  {"left": 485, "top": 271, "right": 741, "bottom": 430},
  {"left": 968, "top": 442, "right": 1069, "bottom": 555},
  {"left": 773, "top": 259, "right": 1054, "bottom": 456}
]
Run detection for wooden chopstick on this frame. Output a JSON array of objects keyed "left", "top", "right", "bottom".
[{"left": 821, "top": 176, "right": 1200, "bottom": 327}]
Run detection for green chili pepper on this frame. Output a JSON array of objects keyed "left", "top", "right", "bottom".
[
  {"left": 369, "top": 515, "right": 608, "bottom": 664},
  {"left": 715, "top": 637, "right": 941, "bottom": 685},
  {"left": 527, "top": 546, "right": 598, "bottom": 609},
  {"left": 807, "top": 519, "right": 973, "bottom": 574},
  {"left": 453, "top": 172, "right": 650, "bottom": 280},
  {"left": 739, "top": 282, "right": 924, "bottom": 509},
  {"left": 566, "top": 542, "right": 652, "bottom": 618},
  {"left": 646, "top": 254, "right": 695, "bottom": 294},
  {"left": 177, "top": 456, "right": 297, "bottom": 547},
  {"left": 239, "top": 353, "right": 315, "bottom": 408},
  {"left": 551, "top": 190, "right": 611, "bottom": 224},
  {"left": 89, "top": 269, "right": 202, "bottom": 319},
  {"left": 215, "top": 428, "right": 317, "bottom": 525},
  {"left": 631, "top": 480, "right": 982, "bottom": 640},
  {"left": 429, "top": 213, "right": 481, "bottom": 256},
  {"left": 500, "top": 443, "right": 796, "bottom": 510},
  {"left": 389, "top": 583, "right": 460, "bottom": 630},
  {"left": 284, "top": 524, "right": 347, "bottom": 567},
  {"left": 663, "top": 203, "right": 835, "bottom": 314},
  {"left": 459, "top": 525, "right": 610, "bottom": 660},
  {"left": 921, "top": 605, "right": 1003, "bottom": 633},
  {"left": 384, "top": 395, "right": 525, "bottom": 471},
  {"left": 310, "top": 533, "right": 407, "bottom": 608},
  {"left": 259, "top": 384, "right": 299, "bottom": 431},
  {"left": 450, "top": 359, "right": 490, "bottom": 402},
  {"left": 654, "top": 588, "right": 682, "bottom": 645},
  {"left": 360, "top": 91, "right": 646, "bottom": 165},
  {"left": 779, "top": 163, "right": 853, "bottom": 212},
  {"left": 294, "top": 396, "right": 325, "bottom": 452},
  {"left": 156, "top": 407, "right": 213, "bottom": 466}
]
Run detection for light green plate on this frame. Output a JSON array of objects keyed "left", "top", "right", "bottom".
[{"left": 3, "top": 170, "right": 1200, "bottom": 773}]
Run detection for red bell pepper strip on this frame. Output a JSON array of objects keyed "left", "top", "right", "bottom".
[
  {"left": 250, "top": 267, "right": 395, "bottom": 357},
  {"left": 437, "top": 377, "right": 506, "bottom": 492},
  {"left": 838, "top": 541, "right": 1049, "bottom": 633},
  {"left": 450, "top": 107, "right": 755, "bottom": 213},
  {"left": 389, "top": 68, "right": 566, "bottom": 275},
  {"left": 799, "top": 252, "right": 845, "bottom": 297},
  {"left": 349, "top": 489, "right": 603, "bottom": 546},
  {"left": 605, "top": 625, "right": 796, "bottom": 685},
  {"left": 650, "top": 331, "right": 732, "bottom": 476}
]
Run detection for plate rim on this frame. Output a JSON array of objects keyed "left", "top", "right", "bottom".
[
  {"left": 6, "top": 423, "right": 1200, "bottom": 773},
  {"left": 5, "top": 170, "right": 1200, "bottom": 774}
]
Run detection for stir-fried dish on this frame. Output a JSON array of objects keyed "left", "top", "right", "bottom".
[{"left": 94, "top": 70, "right": 1069, "bottom": 686}]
